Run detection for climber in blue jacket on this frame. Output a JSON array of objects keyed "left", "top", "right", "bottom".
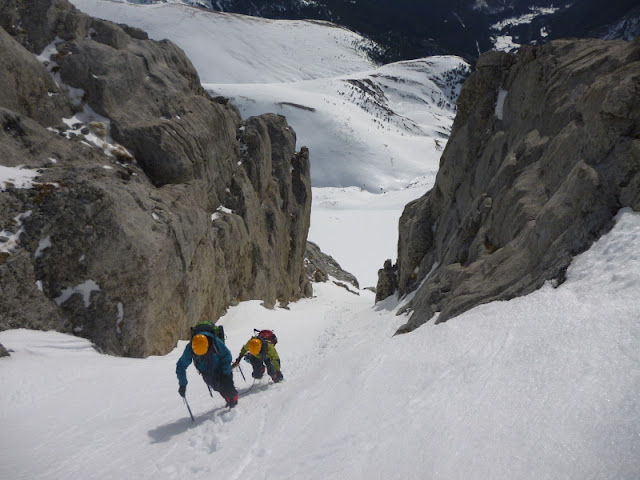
[{"left": 176, "top": 330, "right": 238, "bottom": 408}]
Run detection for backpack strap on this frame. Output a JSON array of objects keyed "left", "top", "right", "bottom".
[{"left": 209, "top": 335, "right": 219, "bottom": 354}]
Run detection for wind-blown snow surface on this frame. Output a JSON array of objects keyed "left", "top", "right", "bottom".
[
  {"left": 69, "top": 0, "right": 468, "bottom": 286},
  {"left": 210, "top": 57, "right": 461, "bottom": 190},
  {"left": 2, "top": 209, "right": 639, "bottom": 480},
  {"left": 69, "top": 0, "right": 378, "bottom": 84}
]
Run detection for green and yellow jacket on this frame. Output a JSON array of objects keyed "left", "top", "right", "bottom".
[{"left": 238, "top": 339, "right": 281, "bottom": 371}]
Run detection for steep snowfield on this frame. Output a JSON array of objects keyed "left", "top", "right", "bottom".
[{"left": 2, "top": 209, "right": 639, "bottom": 480}]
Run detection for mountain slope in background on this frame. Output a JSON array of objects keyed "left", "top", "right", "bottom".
[{"left": 123, "top": 0, "right": 640, "bottom": 63}]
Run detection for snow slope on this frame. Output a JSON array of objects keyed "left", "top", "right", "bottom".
[
  {"left": 208, "top": 57, "right": 463, "bottom": 190},
  {"left": 2, "top": 209, "right": 639, "bottom": 480},
  {"left": 69, "top": 0, "right": 378, "bottom": 84},
  {"left": 68, "top": 0, "right": 468, "bottom": 286}
]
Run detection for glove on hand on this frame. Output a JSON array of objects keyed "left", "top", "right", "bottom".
[{"left": 178, "top": 384, "right": 186, "bottom": 397}]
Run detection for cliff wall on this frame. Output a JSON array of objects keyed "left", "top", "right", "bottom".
[
  {"left": 0, "top": 0, "right": 312, "bottom": 356},
  {"left": 388, "top": 38, "right": 640, "bottom": 332}
]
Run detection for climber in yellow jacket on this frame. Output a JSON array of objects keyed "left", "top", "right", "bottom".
[{"left": 232, "top": 330, "right": 283, "bottom": 383}]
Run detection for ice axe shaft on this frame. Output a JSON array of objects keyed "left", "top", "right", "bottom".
[
  {"left": 183, "top": 396, "right": 194, "bottom": 422},
  {"left": 233, "top": 360, "right": 247, "bottom": 382}
]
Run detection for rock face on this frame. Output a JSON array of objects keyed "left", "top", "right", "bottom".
[
  {"left": 304, "top": 240, "right": 359, "bottom": 289},
  {"left": 375, "top": 259, "right": 397, "bottom": 303},
  {"left": 0, "top": 0, "right": 312, "bottom": 357},
  {"left": 386, "top": 38, "right": 640, "bottom": 333}
]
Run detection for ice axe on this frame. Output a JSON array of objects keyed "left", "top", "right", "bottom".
[
  {"left": 237, "top": 364, "right": 246, "bottom": 382},
  {"left": 233, "top": 358, "right": 247, "bottom": 382},
  {"left": 183, "top": 396, "right": 194, "bottom": 422}
]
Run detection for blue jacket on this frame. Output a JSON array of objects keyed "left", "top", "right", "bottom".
[{"left": 176, "top": 332, "right": 232, "bottom": 386}]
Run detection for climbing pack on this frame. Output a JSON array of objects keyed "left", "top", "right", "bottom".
[
  {"left": 254, "top": 328, "right": 277, "bottom": 345},
  {"left": 192, "top": 321, "right": 226, "bottom": 344},
  {"left": 191, "top": 322, "right": 224, "bottom": 382}
]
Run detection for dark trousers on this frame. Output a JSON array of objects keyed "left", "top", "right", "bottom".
[
  {"left": 247, "top": 355, "right": 281, "bottom": 381},
  {"left": 203, "top": 370, "right": 238, "bottom": 402}
]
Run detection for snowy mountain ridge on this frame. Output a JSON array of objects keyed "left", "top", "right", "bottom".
[
  {"left": 206, "top": 56, "right": 470, "bottom": 190},
  {"left": 116, "top": 0, "right": 640, "bottom": 63}
]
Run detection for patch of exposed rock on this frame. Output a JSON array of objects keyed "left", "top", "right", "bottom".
[
  {"left": 304, "top": 240, "right": 359, "bottom": 290},
  {"left": 0, "top": 0, "right": 312, "bottom": 357},
  {"left": 383, "top": 38, "right": 640, "bottom": 333},
  {"left": 375, "top": 259, "right": 397, "bottom": 303},
  {"left": 0, "top": 342, "right": 8, "bottom": 357}
]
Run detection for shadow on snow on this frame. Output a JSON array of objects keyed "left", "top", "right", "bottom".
[{"left": 146, "top": 381, "right": 273, "bottom": 443}]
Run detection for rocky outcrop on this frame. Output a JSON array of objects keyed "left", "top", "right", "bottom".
[
  {"left": 304, "top": 240, "right": 359, "bottom": 290},
  {"left": 0, "top": 0, "right": 312, "bottom": 357},
  {"left": 0, "top": 343, "right": 8, "bottom": 357},
  {"left": 386, "top": 38, "right": 640, "bottom": 333},
  {"left": 375, "top": 259, "right": 397, "bottom": 303}
]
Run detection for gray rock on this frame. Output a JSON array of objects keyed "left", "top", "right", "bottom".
[
  {"left": 388, "top": 38, "right": 640, "bottom": 333},
  {"left": 0, "top": 0, "right": 312, "bottom": 357},
  {"left": 304, "top": 240, "right": 359, "bottom": 289},
  {"left": 0, "top": 342, "right": 8, "bottom": 357},
  {"left": 375, "top": 259, "right": 397, "bottom": 303},
  {"left": 0, "top": 26, "right": 73, "bottom": 126}
]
